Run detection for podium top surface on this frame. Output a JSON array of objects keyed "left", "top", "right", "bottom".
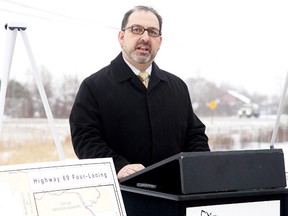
[
  {"left": 120, "top": 149, "right": 284, "bottom": 183},
  {"left": 120, "top": 149, "right": 286, "bottom": 195}
]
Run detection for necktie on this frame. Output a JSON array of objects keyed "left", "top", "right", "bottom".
[{"left": 138, "top": 71, "right": 149, "bottom": 88}]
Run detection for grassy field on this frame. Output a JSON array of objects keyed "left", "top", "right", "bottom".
[
  {"left": 0, "top": 136, "right": 77, "bottom": 166},
  {"left": 1, "top": 116, "right": 287, "bottom": 166},
  {"left": 0, "top": 118, "right": 77, "bottom": 166}
]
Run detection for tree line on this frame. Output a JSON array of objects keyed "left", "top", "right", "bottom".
[
  {"left": 1, "top": 66, "right": 80, "bottom": 118},
  {"left": 1, "top": 67, "right": 286, "bottom": 119}
]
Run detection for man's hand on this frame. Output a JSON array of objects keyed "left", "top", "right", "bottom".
[{"left": 117, "top": 164, "right": 145, "bottom": 180}]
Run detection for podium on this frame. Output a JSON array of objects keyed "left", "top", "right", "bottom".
[{"left": 120, "top": 149, "right": 287, "bottom": 216}]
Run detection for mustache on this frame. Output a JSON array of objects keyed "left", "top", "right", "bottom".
[{"left": 136, "top": 41, "right": 151, "bottom": 48}]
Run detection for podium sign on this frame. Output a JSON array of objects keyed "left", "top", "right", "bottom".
[
  {"left": 187, "top": 200, "right": 280, "bottom": 216},
  {"left": 0, "top": 158, "right": 126, "bottom": 216}
]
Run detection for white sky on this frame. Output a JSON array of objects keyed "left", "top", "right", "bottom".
[{"left": 0, "top": 0, "right": 288, "bottom": 96}]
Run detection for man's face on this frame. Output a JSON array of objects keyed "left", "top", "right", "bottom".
[{"left": 118, "top": 10, "right": 162, "bottom": 66}]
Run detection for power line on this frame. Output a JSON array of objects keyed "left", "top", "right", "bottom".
[
  {"left": 1, "top": 0, "right": 93, "bottom": 25},
  {"left": 0, "top": 7, "right": 51, "bottom": 21},
  {"left": 0, "top": 0, "right": 118, "bottom": 30},
  {"left": 1, "top": 0, "right": 70, "bottom": 18}
]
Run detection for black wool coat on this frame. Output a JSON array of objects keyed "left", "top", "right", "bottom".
[{"left": 69, "top": 53, "right": 210, "bottom": 173}]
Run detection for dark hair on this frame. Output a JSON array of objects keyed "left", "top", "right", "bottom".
[{"left": 121, "top": 5, "right": 163, "bottom": 33}]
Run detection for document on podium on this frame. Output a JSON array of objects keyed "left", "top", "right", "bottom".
[{"left": 0, "top": 158, "right": 126, "bottom": 216}]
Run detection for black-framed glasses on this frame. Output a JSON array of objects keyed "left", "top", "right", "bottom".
[{"left": 122, "top": 25, "right": 161, "bottom": 37}]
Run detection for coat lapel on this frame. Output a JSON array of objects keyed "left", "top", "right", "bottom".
[{"left": 147, "top": 63, "right": 168, "bottom": 93}]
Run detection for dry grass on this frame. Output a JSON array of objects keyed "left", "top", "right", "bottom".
[
  {"left": 0, "top": 135, "right": 77, "bottom": 166},
  {"left": 0, "top": 118, "right": 77, "bottom": 166},
  {"left": 1, "top": 118, "right": 287, "bottom": 166}
]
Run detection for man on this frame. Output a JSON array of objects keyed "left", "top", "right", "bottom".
[{"left": 69, "top": 5, "right": 210, "bottom": 180}]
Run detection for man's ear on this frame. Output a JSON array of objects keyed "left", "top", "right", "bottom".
[{"left": 118, "top": 31, "right": 124, "bottom": 46}]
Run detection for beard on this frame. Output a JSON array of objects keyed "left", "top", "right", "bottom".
[
  {"left": 130, "top": 51, "right": 152, "bottom": 64},
  {"left": 122, "top": 42, "right": 156, "bottom": 64}
]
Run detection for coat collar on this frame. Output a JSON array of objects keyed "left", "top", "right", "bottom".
[{"left": 111, "top": 53, "right": 168, "bottom": 85}]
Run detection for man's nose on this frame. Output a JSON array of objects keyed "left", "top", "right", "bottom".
[{"left": 140, "top": 31, "right": 151, "bottom": 41}]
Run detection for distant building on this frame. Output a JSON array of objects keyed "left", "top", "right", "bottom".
[{"left": 219, "top": 90, "right": 259, "bottom": 117}]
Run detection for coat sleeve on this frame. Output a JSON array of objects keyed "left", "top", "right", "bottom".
[{"left": 69, "top": 80, "right": 129, "bottom": 173}]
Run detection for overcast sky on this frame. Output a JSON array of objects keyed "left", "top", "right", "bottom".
[{"left": 0, "top": 0, "right": 288, "bottom": 97}]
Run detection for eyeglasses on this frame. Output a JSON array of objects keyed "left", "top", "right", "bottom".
[{"left": 122, "top": 25, "right": 161, "bottom": 37}]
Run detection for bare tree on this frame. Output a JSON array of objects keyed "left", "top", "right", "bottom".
[
  {"left": 53, "top": 74, "right": 80, "bottom": 118},
  {"left": 3, "top": 80, "right": 34, "bottom": 117}
]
